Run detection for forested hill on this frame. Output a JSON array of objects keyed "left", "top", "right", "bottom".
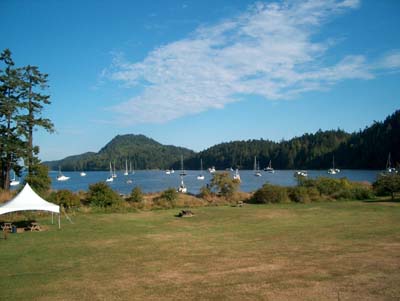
[
  {"left": 44, "top": 134, "right": 195, "bottom": 171},
  {"left": 44, "top": 110, "right": 400, "bottom": 171},
  {"left": 185, "top": 110, "right": 399, "bottom": 170}
]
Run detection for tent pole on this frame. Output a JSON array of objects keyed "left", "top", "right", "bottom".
[{"left": 58, "top": 213, "right": 61, "bottom": 229}]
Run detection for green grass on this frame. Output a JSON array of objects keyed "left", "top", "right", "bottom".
[{"left": 1, "top": 201, "right": 400, "bottom": 300}]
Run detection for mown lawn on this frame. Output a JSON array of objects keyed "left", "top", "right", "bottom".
[{"left": 1, "top": 201, "right": 400, "bottom": 300}]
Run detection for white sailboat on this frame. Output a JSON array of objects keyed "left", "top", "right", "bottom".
[
  {"left": 233, "top": 169, "right": 241, "bottom": 182},
  {"left": 179, "top": 155, "right": 187, "bottom": 176},
  {"left": 178, "top": 176, "right": 187, "bottom": 193},
  {"left": 57, "top": 166, "right": 70, "bottom": 181},
  {"left": 385, "top": 152, "right": 397, "bottom": 174},
  {"left": 264, "top": 160, "right": 275, "bottom": 173},
  {"left": 165, "top": 169, "right": 171, "bottom": 175},
  {"left": 328, "top": 155, "right": 340, "bottom": 174},
  {"left": 254, "top": 156, "right": 262, "bottom": 177},
  {"left": 131, "top": 161, "right": 135, "bottom": 175},
  {"left": 112, "top": 161, "right": 117, "bottom": 178},
  {"left": 124, "top": 159, "right": 129, "bottom": 176},
  {"left": 208, "top": 166, "right": 216, "bottom": 173},
  {"left": 294, "top": 170, "right": 308, "bottom": 177},
  {"left": 10, "top": 170, "right": 20, "bottom": 186},
  {"left": 197, "top": 158, "right": 205, "bottom": 180},
  {"left": 106, "top": 162, "right": 114, "bottom": 182}
]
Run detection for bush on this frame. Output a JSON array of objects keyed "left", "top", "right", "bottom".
[
  {"left": 210, "top": 172, "right": 240, "bottom": 198},
  {"left": 251, "top": 184, "right": 289, "bottom": 204},
  {"left": 288, "top": 186, "right": 311, "bottom": 203},
  {"left": 48, "top": 190, "right": 81, "bottom": 209},
  {"left": 373, "top": 174, "right": 400, "bottom": 200},
  {"left": 128, "top": 186, "right": 144, "bottom": 203},
  {"left": 86, "top": 182, "right": 122, "bottom": 208},
  {"left": 160, "top": 188, "right": 178, "bottom": 202}
]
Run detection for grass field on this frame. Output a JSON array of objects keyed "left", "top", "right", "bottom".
[{"left": 1, "top": 201, "right": 400, "bottom": 300}]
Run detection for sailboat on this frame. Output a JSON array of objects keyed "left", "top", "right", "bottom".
[
  {"left": 10, "top": 170, "right": 20, "bottom": 186},
  {"left": 124, "top": 159, "right": 129, "bottom": 176},
  {"left": 57, "top": 166, "right": 70, "bottom": 181},
  {"left": 112, "top": 161, "right": 117, "bottom": 178},
  {"left": 233, "top": 169, "right": 241, "bottom": 182},
  {"left": 264, "top": 160, "right": 275, "bottom": 173},
  {"left": 328, "top": 155, "right": 340, "bottom": 174},
  {"left": 179, "top": 155, "right": 187, "bottom": 176},
  {"left": 254, "top": 156, "right": 262, "bottom": 177},
  {"left": 106, "top": 162, "right": 114, "bottom": 182},
  {"left": 130, "top": 161, "right": 135, "bottom": 175},
  {"left": 384, "top": 153, "right": 397, "bottom": 174},
  {"left": 208, "top": 166, "right": 216, "bottom": 173},
  {"left": 178, "top": 176, "right": 187, "bottom": 193},
  {"left": 80, "top": 171, "right": 87, "bottom": 177},
  {"left": 197, "top": 158, "right": 205, "bottom": 180}
]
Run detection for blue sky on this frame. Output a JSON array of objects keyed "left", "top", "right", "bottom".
[{"left": 1, "top": 0, "right": 399, "bottom": 161}]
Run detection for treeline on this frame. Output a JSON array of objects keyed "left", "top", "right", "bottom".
[
  {"left": 45, "top": 110, "right": 400, "bottom": 172},
  {"left": 186, "top": 110, "right": 400, "bottom": 170},
  {"left": 45, "top": 134, "right": 195, "bottom": 171},
  {"left": 0, "top": 49, "right": 53, "bottom": 189}
]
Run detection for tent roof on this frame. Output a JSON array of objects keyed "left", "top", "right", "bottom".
[{"left": 0, "top": 183, "right": 59, "bottom": 215}]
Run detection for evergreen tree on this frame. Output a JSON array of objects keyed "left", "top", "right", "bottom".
[
  {"left": 0, "top": 49, "right": 25, "bottom": 189},
  {"left": 20, "top": 65, "right": 54, "bottom": 176}
]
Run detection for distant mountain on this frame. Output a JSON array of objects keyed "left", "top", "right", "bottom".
[
  {"left": 44, "top": 134, "right": 195, "bottom": 171},
  {"left": 44, "top": 110, "right": 400, "bottom": 171}
]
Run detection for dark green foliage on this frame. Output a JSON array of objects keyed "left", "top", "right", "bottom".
[
  {"left": 23, "top": 164, "right": 52, "bottom": 197},
  {"left": 160, "top": 188, "right": 178, "bottom": 202},
  {"left": 373, "top": 174, "right": 400, "bottom": 200},
  {"left": 251, "top": 184, "right": 289, "bottom": 204},
  {"left": 44, "top": 134, "right": 194, "bottom": 171},
  {"left": 48, "top": 190, "right": 80, "bottom": 209},
  {"left": 128, "top": 186, "right": 144, "bottom": 203},
  {"left": 210, "top": 172, "right": 240, "bottom": 198},
  {"left": 86, "top": 182, "right": 122, "bottom": 208},
  {"left": 43, "top": 110, "right": 400, "bottom": 171},
  {"left": 0, "top": 48, "right": 54, "bottom": 190}
]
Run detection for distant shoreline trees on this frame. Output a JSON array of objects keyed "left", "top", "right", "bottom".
[{"left": 0, "top": 49, "right": 54, "bottom": 190}]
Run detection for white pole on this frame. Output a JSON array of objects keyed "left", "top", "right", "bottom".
[{"left": 58, "top": 213, "right": 61, "bottom": 229}]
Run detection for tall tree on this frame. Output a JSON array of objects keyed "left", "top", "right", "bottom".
[
  {"left": 20, "top": 65, "right": 54, "bottom": 176},
  {"left": 0, "top": 49, "right": 25, "bottom": 190}
]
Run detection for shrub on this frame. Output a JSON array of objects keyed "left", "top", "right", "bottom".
[
  {"left": 210, "top": 172, "right": 240, "bottom": 198},
  {"left": 129, "top": 186, "right": 144, "bottom": 203},
  {"left": 251, "top": 184, "right": 289, "bottom": 204},
  {"left": 373, "top": 174, "right": 400, "bottom": 200},
  {"left": 48, "top": 190, "right": 81, "bottom": 209},
  {"left": 160, "top": 188, "right": 178, "bottom": 202},
  {"left": 288, "top": 186, "right": 311, "bottom": 203},
  {"left": 86, "top": 182, "right": 122, "bottom": 208}
]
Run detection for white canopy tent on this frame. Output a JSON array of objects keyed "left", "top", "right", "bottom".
[{"left": 0, "top": 183, "right": 60, "bottom": 229}]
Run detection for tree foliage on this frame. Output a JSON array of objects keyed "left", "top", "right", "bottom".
[
  {"left": 0, "top": 48, "right": 53, "bottom": 190},
  {"left": 209, "top": 172, "right": 240, "bottom": 198},
  {"left": 373, "top": 174, "right": 400, "bottom": 200},
  {"left": 86, "top": 182, "right": 122, "bottom": 208}
]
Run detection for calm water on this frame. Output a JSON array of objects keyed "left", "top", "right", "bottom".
[{"left": 46, "top": 169, "right": 380, "bottom": 195}]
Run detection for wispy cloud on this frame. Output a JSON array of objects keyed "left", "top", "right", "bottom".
[{"left": 104, "top": 0, "right": 398, "bottom": 125}]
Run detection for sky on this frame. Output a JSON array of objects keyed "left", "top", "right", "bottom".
[{"left": 1, "top": 0, "right": 400, "bottom": 161}]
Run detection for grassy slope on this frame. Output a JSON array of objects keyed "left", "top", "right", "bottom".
[{"left": 1, "top": 201, "right": 400, "bottom": 300}]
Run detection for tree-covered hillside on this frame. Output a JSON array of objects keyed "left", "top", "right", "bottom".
[
  {"left": 44, "top": 134, "right": 195, "bottom": 171},
  {"left": 44, "top": 110, "right": 400, "bottom": 171}
]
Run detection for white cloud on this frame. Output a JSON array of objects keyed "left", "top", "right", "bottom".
[{"left": 105, "top": 0, "right": 396, "bottom": 125}]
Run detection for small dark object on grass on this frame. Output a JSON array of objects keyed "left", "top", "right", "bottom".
[{"left": 176, "top": 210, "right": 194, "bottom": 217}]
